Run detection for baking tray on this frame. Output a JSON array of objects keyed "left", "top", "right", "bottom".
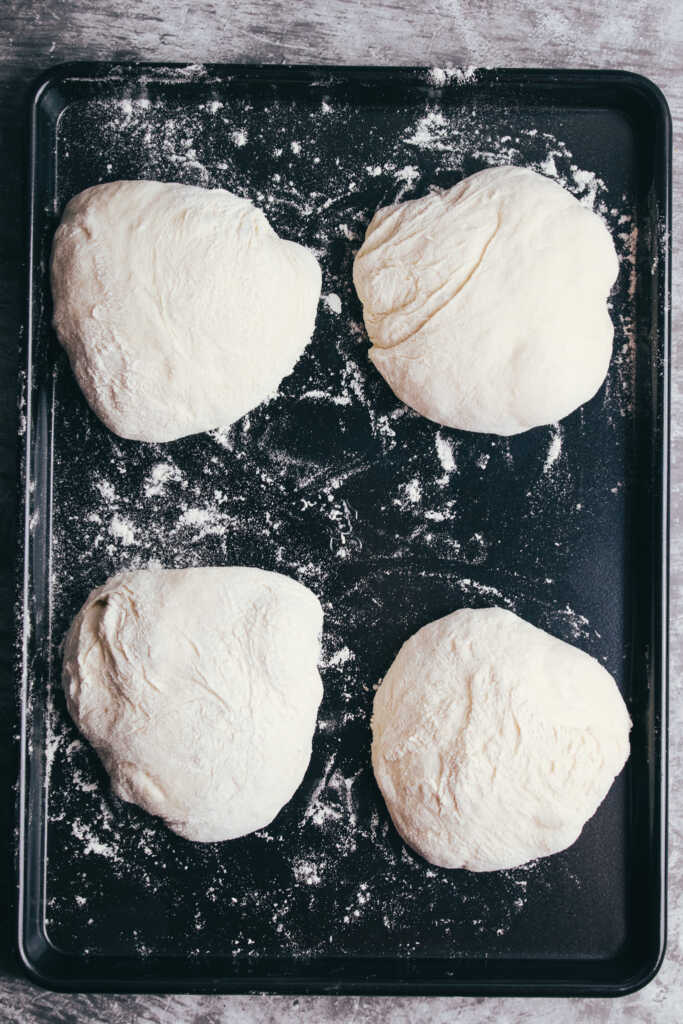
[{"left": 17, "top": 63, "right": 670, "bottom": 995}]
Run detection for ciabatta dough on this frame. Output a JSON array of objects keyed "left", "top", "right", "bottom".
[
  {"left": 353, "top": 166, "right": 619, "bottom": 435},
  {"left": 371, "top": 606, "right": 631, "bottom": 871},
  {"left": 62, "top": 567, "right": 324, "bottom": 842},
  {"left": 51, "top": 181, "right": 321, "bottom": 442}
]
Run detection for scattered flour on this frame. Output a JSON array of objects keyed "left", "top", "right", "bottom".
[
  {"left": 405, "top": 109, "right": 451, "bottom": 150},
  {"left": 323, "top": 292, "right": 342, "bottom": 314},
  {"left": 71, "top": 819, "right": 120, "bottom": 861},
  {"left": 292, "top": 858, "right": 323, "bottom": 886},
  {"left": 435, "top": 431, "right": 457, "bottom": 483},
  {"left": 178, "top": 506, "right": 228, "bottom": 538},
  {"left": 427, "top": 66, "right": 478, "bottom": 88},
  {"left": 38, "top": 78, "right": 637, "bottom": 961},
  {"left": 144, "top": 461, "right": 184, "bottom": 497},
  {"left": 543, "top": 426, "right": 563, "bottom": 473},
  {"left": 323, "top": 645, "right": 355, "bottom": 668},
  {"left": 393, "top": 164, "right": 420, "bottom": 197},
  {"left": 108, "top": 514, "right": 135, "bottom": 545},
  {"left": 571, "top": 166, "right": 604, "bottom": 209}
]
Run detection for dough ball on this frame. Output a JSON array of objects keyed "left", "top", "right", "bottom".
[
  {"left": 62, "top": 567, "right": 324, "bottom": 842},
  {"left": 353, "top": 166, "right": 619, "bottom": 435},
  {"left": 371, "top": 606, "right": 631, "bottom": 872},
  {"left": 51, "top": 181, "right": 321, "bottom": 442}
]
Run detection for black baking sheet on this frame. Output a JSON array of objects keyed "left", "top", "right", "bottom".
[{"left": 18, "top": 64, "right": 670, "bottom": 995}]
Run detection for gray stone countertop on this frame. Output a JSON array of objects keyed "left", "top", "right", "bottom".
[{"left": 0, "top": 1, "right": 681, "bottom": 1021}]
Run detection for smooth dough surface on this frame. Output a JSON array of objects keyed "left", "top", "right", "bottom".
[
  {"left": 51, "top": 181, "right": 322, "bottom": 442},
  {"left": 371, "top": 606, "right": 631, "bottom": 872},
  {"left": 62, "top": 567, "right": 324, "bottom": 842},
  {"left": 353, "top": 166, "right": 619, "bottom": 436}
]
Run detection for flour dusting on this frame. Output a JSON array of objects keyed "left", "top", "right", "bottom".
[
  {"left": 38, "top": 74, "right": 638, "bottom": 962},
  {"left": 543, "top": 426, "right": 563, "bottom": 473},
  {"left": 323, "top": 292, "right": 342, "bottom": 314},
  {"left": 108, "top": 514, "right": 135, "bottom": 545},
  {"left": 427, "top": 66, "right": 479, "bottom": 88}
]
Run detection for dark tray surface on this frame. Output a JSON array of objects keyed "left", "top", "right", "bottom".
[{"left": 18, "top": 63, "right": 669, "bottom": 995}]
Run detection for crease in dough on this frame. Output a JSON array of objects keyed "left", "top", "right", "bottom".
[{"left": 353, "top": 165, "right": 619, "bottom": 435}]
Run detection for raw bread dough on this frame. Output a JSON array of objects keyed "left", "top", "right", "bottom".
[
  {"left": 371, "top": 606, "right": 631, "bottom": 872},
  {"left": 353, "top": 166, "right": 619, "bottom": 435},
  {"left": 62, "top": 567, "right": 324, "bottom": 842},
  {"left": 51, "top": 181, "right": 322, "bottom": 442}
]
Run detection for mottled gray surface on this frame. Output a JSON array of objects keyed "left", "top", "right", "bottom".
[{"left": 0, "top": 1, "right": 681, "bottom": 1021}]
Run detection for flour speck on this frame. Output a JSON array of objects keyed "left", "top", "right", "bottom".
[
  {"left": 543, "top": 426, "right": 563, "bottom": 473},
  {"left": 323, "top": 293, "right": 342, "bottom": 315},
  {"left": 109, "top": 514, "right": 135, "bottom": 545}
]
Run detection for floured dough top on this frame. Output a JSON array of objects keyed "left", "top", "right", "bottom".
[
  {"left": 371, "top": 606, "right": 631, "bottom": 872},
  {"left": 353, "top": 166, "right": 619, "bottom": 435},
  {"left": 51, "top": 181, "right": 322, "bottom": 442},
  {"left": 62, "top": 567, "right": 324, "bottom": 842}
]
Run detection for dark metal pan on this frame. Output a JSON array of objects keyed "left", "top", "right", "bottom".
[{"left": 17, "top": 63, "right": 670, "bottom": 995}]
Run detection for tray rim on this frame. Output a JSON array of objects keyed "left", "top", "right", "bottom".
[{"left": 16, "top": 60, "right": 671, "bottom": 998}]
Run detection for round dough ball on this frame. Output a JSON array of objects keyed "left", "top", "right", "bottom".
[
  {"left": 62, "top": 567, "right": 324, "bottom": 842},
  {"left": 371, "top": 606, "right": 631, "bottom": 872},
  {"left": 51, "top": 181, "right": 322, "bottom": 442},
  {"left": 353, "top": 166, "right": 619, "bottom": 436}
]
